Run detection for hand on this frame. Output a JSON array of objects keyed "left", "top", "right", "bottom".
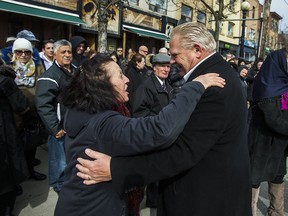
[
  {"left": 76, "top": 149, "right": 112, "bottom": 185},
  {"left": 55, "top": 129, "right": 66, "bottom": 138},
  {"left": 193, "top": 73, "right": 225, "bottom": 89}
]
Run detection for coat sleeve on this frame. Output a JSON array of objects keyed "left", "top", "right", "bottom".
[
  {"left": 257, "top": 97, "right": 288, "bottom": 136},
  {"left": 0, "top": 77, "right": 29, "bottom": 113},
  {"left": 110, "top": 87, "right": 227, "bottom": 194},
  {"left": 96, "top": 81, "right": 205, "bottom": 156},
  {"left": 35, "top": 78, "right": 61, "bottom": 136}
]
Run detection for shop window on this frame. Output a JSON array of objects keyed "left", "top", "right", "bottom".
[
  {"left": 197, "top": 11, "right": 206, "bottom": 24},
  {"left": 180, "top": 4, "right": 192, "bottom": 22}
]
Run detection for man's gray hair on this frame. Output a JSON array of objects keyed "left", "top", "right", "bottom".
[
  {"left": 171, "top": 22, "right": 216, "bottom": 52},
  {"left": 53, "top": 39, "right": 72, "bottom": 54}
]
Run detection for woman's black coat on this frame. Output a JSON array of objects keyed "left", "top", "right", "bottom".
[{"left": 0, "top": 73, "right": 29, "bottom": 195}]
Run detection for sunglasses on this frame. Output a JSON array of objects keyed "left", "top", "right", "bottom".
[{"left": 15, "top": 50, "right": 32, "bottom": 55}]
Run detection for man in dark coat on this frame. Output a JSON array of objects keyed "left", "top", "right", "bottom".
[
  {"left": 76, "top": 22, "right": 251, "bottom": 216},
  {"left": 132, "top": 53, "right": 173, "bottom": 213}
]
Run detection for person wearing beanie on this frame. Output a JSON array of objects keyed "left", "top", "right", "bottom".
[
  {"left": 10, "top": 38, "right": 47, "bottom": 183},
  {"left": 16, "top": 29, "right": 40, "bottom": 64}
]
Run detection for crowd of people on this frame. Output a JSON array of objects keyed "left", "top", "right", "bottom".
[{"left": 0, "top": 22, "right": 287, "bottom": 216}]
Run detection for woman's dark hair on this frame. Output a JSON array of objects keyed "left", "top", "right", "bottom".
[
  {"left": 110, "top": 51, "right": 119, "bottom": 62},
  {"left": 61, "top": 53, "right": 119, "bottom": 113}
]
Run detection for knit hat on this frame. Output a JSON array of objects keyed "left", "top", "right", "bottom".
[
  {"left": 17, "top": 29, "right": 39, "bottom": 42},
  {"left": 12, "top": 38, "right": 33, "bottom": 53}
]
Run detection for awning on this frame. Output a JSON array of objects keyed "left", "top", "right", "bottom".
[
  {"left": 123, "top": 25, "right": 170, "bottom": 41},
  {"left": 0, "top": 0, "right": 85, "bottom": 26}
]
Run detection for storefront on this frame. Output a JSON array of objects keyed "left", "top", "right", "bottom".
[{"left": 0, "top": 0, "right": 84, "bottom": 48}]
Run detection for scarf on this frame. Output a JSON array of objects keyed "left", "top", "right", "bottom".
[
  {"left": 253, "top": 48, "right": 288, "bottom": 101},
  {"left": 14, "top": 59, "right": 36, "bottom": 87}
]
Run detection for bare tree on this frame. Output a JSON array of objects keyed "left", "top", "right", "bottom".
[
  {"left": 95, "top": 0, "right": 128, "bottom": 53},
  {"left": 259, "top": 0, "right": 272, "bottom": 58}
]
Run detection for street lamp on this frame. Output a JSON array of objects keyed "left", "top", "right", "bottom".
[{"left": 239, "top": 1, "right": 250, "bottom": 59}]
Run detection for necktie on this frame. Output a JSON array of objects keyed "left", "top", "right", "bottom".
[{"left": 162, "top": 82, "right": 168, "bottom": 93}]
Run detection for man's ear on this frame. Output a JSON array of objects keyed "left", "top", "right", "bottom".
[{"left": 193, "top": 44, "right": 203, "bottom": 58}]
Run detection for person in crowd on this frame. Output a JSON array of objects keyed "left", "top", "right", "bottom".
[
  {"left": 0, "top": 65, "right": 30, "bottom": 216},
  {"left": 69, "top": 36, "right": 88, "bottom": 67},
  {"left": 249, "top": 48, "right": 288, "bottom": 216},
  {"left": 132, "top": 54, "right": 173, "bottom": 215},
  {"left": 116, "top": 47, "right": 127, "bottom": 72},
  {"left": 237, "top": 64, "right": 249, "bottom": 99},
  {"left": 110, "top": 51, "right": 119, "bottom": 63},
  {"left": 53, "top": 53, "right": 225, "bottom": 216},
  {"left": 125, "top": 53, "right": 147, "bottom": 111},
  {"left": 16, "top": 29, "right": 41, "bottom": 64},
  {"left": 39, "top": 39, "right": 54, "bottom": 70},
  {"left": 35, "top": 39, "right": 76, "bottom": 193},
  {"left": 76, "top": 22, "right": 251, "bottom": 216},
  {"left": 138, "top": 45, "right": 148, "bottom": 57},
  {"left": 84, "top": 48, "right": 97, "bottom": 60},
  {"left": 158, "top": 47, "right": 168, "bottom": 54},
  {"left": 144, "top": 53, "right": 154, "bottom": 76},
  {"left": 10, "top": 38, "right": 47, "bottom": 181},
  {"left": 1, "top": 36, "right": 16, "bottom": 65}
]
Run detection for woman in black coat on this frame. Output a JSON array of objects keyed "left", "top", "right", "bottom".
[
  {"left": 0, "top": 66, "right": 29, "bottom": 215},
  {"left": 249, "top": 48, "right": 288, "bottom": 216}
]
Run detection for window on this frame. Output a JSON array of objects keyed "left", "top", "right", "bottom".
[
  {"left": 181, "top": 4, "right": 192, "bottom": 22},
  {"left": 149, "top": 0, "right": 167, "bottom": 14},
  {"left": 271, "top": 19, "right": 278, "bottom": 32},
  {"left": 228, "top": 0, "right": 235, "bottom": 11},
  {"left": 252, "top": 6, "right": 255, "bottom": 19},
  {"left": 249, "top": 28, "right": 255, "bottom": 40},
  {"left": 197, "top": 11, "right": 206, "bottom": 24},
  {"left": 228, "top": 22, "right": 235, "bottom": 37},
  {"left": 129, "top": 0, "right": 138, "bottom": 5}
]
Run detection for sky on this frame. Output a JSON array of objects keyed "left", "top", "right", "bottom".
[{"left": 259, "top": 0, "right": 288, "bottom": 31}]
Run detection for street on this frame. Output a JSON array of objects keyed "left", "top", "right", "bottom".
[{"left": 13, "top": 145, "right": 288, "bottom": 216}]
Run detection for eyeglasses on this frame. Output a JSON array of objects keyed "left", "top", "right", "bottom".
[{"left": 15, "top": 50, "right": 32, "bottom": 56}]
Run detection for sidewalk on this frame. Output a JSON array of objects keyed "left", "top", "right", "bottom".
[{"left": 13, "top": 145, "right": 287, "bottom": 216}]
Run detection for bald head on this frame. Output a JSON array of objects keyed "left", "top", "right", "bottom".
[{"left": 138, "top": 45, "right": 148, "bottom": 57}]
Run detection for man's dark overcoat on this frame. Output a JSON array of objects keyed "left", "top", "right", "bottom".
[{"left": 111, "top": 53, "right": 252, "bottom": 216}]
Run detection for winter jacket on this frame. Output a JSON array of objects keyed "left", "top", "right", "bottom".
[
  {"left": 249, "top": 96, "right": 288, "bottom": 184},
  {"left": 0, "top": 74, "right": 29, "bottom": 195},
  {"left": 35, "top": 61, "right": 76, "bottom": 136},
  {"left": 132, "top": 73, "right": 173, "bottom": 117}
]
